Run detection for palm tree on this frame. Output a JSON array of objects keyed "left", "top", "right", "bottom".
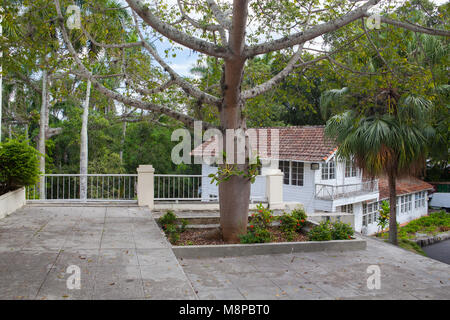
[{"left": 323, "top": 88, "right": 434, "bottom": 245}]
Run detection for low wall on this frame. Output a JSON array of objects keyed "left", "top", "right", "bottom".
[
  {"left": 0, "top": 187, "right": 26, "bottom": 219},
  {"left": 172, "top": 237, "right": 366, "bottom": 259}
]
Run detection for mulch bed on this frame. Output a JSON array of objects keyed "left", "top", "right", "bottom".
[{"left": 174, "top": 227, "right": 309, "bottom": 246}]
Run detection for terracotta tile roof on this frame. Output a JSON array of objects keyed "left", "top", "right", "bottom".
[
  {"left": 192, "top": 126, "right": 337, "bottom": 162},
  {"left": 378, "top": 176, "right": 434, "bottom": 200}
]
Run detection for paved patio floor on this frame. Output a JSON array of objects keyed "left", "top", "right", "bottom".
[
  {"left": 1, "top": 205, "right": 449, "bottom": 300},
  {"left": 0, "top": 205, "right": 196, "bottom": 300},
  {"left": 180, "top": 237, "right": 450, "bottom": 300}
]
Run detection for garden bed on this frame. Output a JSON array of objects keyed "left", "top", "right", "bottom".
[
  {"left": 176, "top": 226, "right": 309, "bottom": 246},
  {"left": 157, "top": 205, "right": 366, "bottom": 258}
]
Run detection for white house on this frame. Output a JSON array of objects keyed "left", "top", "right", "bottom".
[{"left": 193, "top": 126, "right": 433, "bottom": 235}]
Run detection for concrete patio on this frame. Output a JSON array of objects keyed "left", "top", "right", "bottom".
[
  {"left": 0, "top": 205, "right": 196, "bottom": 299},
  {"left": 0, "top": 205, "right": 449, "bottom": 300},
  {"left": 181, "top": 237, "right": 450, "bottom": 300}
]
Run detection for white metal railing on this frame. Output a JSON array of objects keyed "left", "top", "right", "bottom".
[
  {"left": 26, "top": 174, "right": 137, "bottom": 201},
  {"left": 154, "top": 174, "right": 268, "bottom": 202},
  {"left": 315, "top": 180, "right": 378, "bottom": 200},
  {"left": 154, "top": 174, "right": 203, "bottom": 201}
]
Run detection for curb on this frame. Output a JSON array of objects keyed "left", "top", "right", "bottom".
[{"left": 172, "top": 237, "right": 366, "bottom": 259}]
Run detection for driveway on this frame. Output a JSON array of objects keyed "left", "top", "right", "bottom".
[
  {"left": 180, "top": 237, "right": 450, "bottom": 300},
  {"left": 0, "top": 205, "right": 196, "bottom": 300}
]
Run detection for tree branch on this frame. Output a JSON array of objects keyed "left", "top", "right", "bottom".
[
  {"left": 125, "top": 0, "right": 230, "bottom": 58},
  {"left": 53, "top": 0, "right": 217, "bottom": 130},
  {"left": 375, "top": 15, "right": 450, "bottom": 37},
  {"left": 245, "top": 0, "right": 380, "bottom": 57},
  {"left": 132, "top": 12, "right": 221, "bottom": 106},
  {"left": 205, "top": 0, "right": 232, "bottom": 29}
]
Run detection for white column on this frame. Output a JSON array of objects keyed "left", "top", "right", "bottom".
[
  {"left": 137, "top": 165, "right": 155, "bottom": 209},
  {"left": 265, "top": 168, "right": 284, "bottom": 209}
]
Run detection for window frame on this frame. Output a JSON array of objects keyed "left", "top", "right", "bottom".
[
  {"left": 362, "top": 201, "right": 380, "bottom": 227},
  {"left": 345, "top": 160, "right": 357, "bottom": 178},
  {"left": 321, "top": 161, "right": 335, "bottom": 180},
  {"left": 279, "top": 160, "right": 304, "bottom": 186}
]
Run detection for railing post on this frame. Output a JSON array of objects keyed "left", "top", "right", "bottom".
[
  {"left": 265, "top": 169, "right": 284, "bottom": 208},
  {"left": 137, "top": 165, "right": 155, "bottom": 208}
]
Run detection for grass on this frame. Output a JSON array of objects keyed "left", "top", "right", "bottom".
[
  {"left": 394, "top": 239, "right": 426, "bottom": 256},
  {"left": 376, "top": 210, "right": 450, "bottom": 240}
]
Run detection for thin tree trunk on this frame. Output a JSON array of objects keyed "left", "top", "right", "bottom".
[
  {"left": 80, "top": 79, "right": 91, "bottom": 201},
  {"left": 388, "top": 173, "right": 398, "bottom": 245},
  {"left": 38, "top": 70, "right": 48, "bottom": 199},
  {"left": 25, "top": 123, "right": 28, "bottom": 143},
  {"left": 120, "top": 121, "right": 127, "bottom": 164}
]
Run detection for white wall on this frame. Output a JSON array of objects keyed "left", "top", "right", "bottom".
[
  {"left": 201, "top": 164, "right": 266, "bottom": 202},
  {"left": 356, "top": 191, "right": 429, "bottom": 235},
  {"left": 0, "top": 187, "right": 26, "bottom": 219}
]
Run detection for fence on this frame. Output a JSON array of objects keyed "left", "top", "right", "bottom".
[
  {"left": 27, "top": 173, "right": 270, "bottom": 204},
  {"left": 154, "top": 174, "right": 202, "bottom": 201},
  {"left": 26, "top": 174, "right": 138, "bottom": 201},
  {"left": 315, "top": 180, "right": 378, "bottom": 200}
]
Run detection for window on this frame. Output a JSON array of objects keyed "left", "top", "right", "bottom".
[
  {"left": 291, "top": 162, "right": 304, "bottom": 186},
  {"left": 362, "top": 201, "right": 380, "bottom": 227},
  {"left": 345, "top": 160, "right": 357, "bottom": 178},
  {"left": 321, "top": 161, "right": 335, "bottom": 180},
  {"left": 279, "top": 160, "right": 290, "bottom": 185},
  {"left": 278, "top": 160, "right": 304, "bottom": 186},
  {"left": 339, "top": 204, "right": 353, "bottom": 214},
  {"left": 415, "top": 191, "right": 426, "bottom": 208},
  {"left": 399, "top": 194, "right": 412, "bottom": 214}
]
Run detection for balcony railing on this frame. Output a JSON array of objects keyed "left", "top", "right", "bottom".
[{"left": 315, "top": 180, "right": 378, "bottom": 200}]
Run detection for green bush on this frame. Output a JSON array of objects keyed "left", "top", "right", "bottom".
[
  {"left": 240, "top": 204, "right": 274, "bottom": 244},
  {"left": 250, "top": 203, "right": 274, "bottom": 229},
  {"left": 0, "top": 139, "right": 40, "bottom": 195},
  {"left": 291, "top": 207, "right": 307, "bottom": 231},
  {"left": 308, "top": 220, "right": 355, "bottom": 241},
  {"left": 331, "top": 221, "right": 354, "bottom": 240},
  {"left": 279, "top": 212, "right": 298, "bottom": 235},
  {"left": 240, "top": 227, "right": 272, "bottom": 243},
  {"left": 158, "top": 210, "right": 177, "bottom": 226},
  {"left": 278, "top": 208, "right": 307, "bottom": 240},
  {"left": 308, "top": 221, "right": 332, "bottom": 241},
  {"left": 157, "top": 210, "right": 188, "bottom": 244}
]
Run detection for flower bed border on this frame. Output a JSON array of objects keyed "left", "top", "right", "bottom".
[{"left": 172, "top": 236, "right": 366, "bottom": 259}]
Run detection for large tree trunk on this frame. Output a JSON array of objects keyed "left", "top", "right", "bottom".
[
  {"left": 38, "top": 70, "right": 48, "bottom": 199},
  {"left": 80, "top": 79, "right": 91, "bottom": 201},
  {"left": 218, "top": 0, "right": 250, "bottom": 243},
  {"left": 388, "top": 172, "right": 398, "bottom": 245}
]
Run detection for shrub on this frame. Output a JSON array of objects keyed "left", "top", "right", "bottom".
[
  {"left": 279, "top": 212, "right": 298, "bottom": 235},
  {"left": 0, "top": 139, "right": 40, "bottom": 195},
  {"left": 240, "top": 204, "right": 274, "bottom": 244},
  {"left": 308, "top": 220, "right": 355, "bottom": 241},
  {"left": 331, "top": 221, "right": 354, "bottom": 240},
  {"left": 308, "top": 221, "right": 332, "bottom": 241},
  {"left": 377, "top": 200, "right": 390, "bottom": 233},
  {"left": 157, "top": 210, "right": 188, "bottom": 244},
  {"left": 158, "top": 210, "right": 177, "bottom": 226},
  {"left": 250, "top": 203, "right": 274, "bottom": 229},
  {"left": 291, "top": 207, "right": 307, "bottom": 231},
  {"left": 240, "top": 227, "right": 272, "bottom": 243}
]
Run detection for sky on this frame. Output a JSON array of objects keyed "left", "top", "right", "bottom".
[{"left": 144, "top": 0, "right": 448, "bottom": 78}]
